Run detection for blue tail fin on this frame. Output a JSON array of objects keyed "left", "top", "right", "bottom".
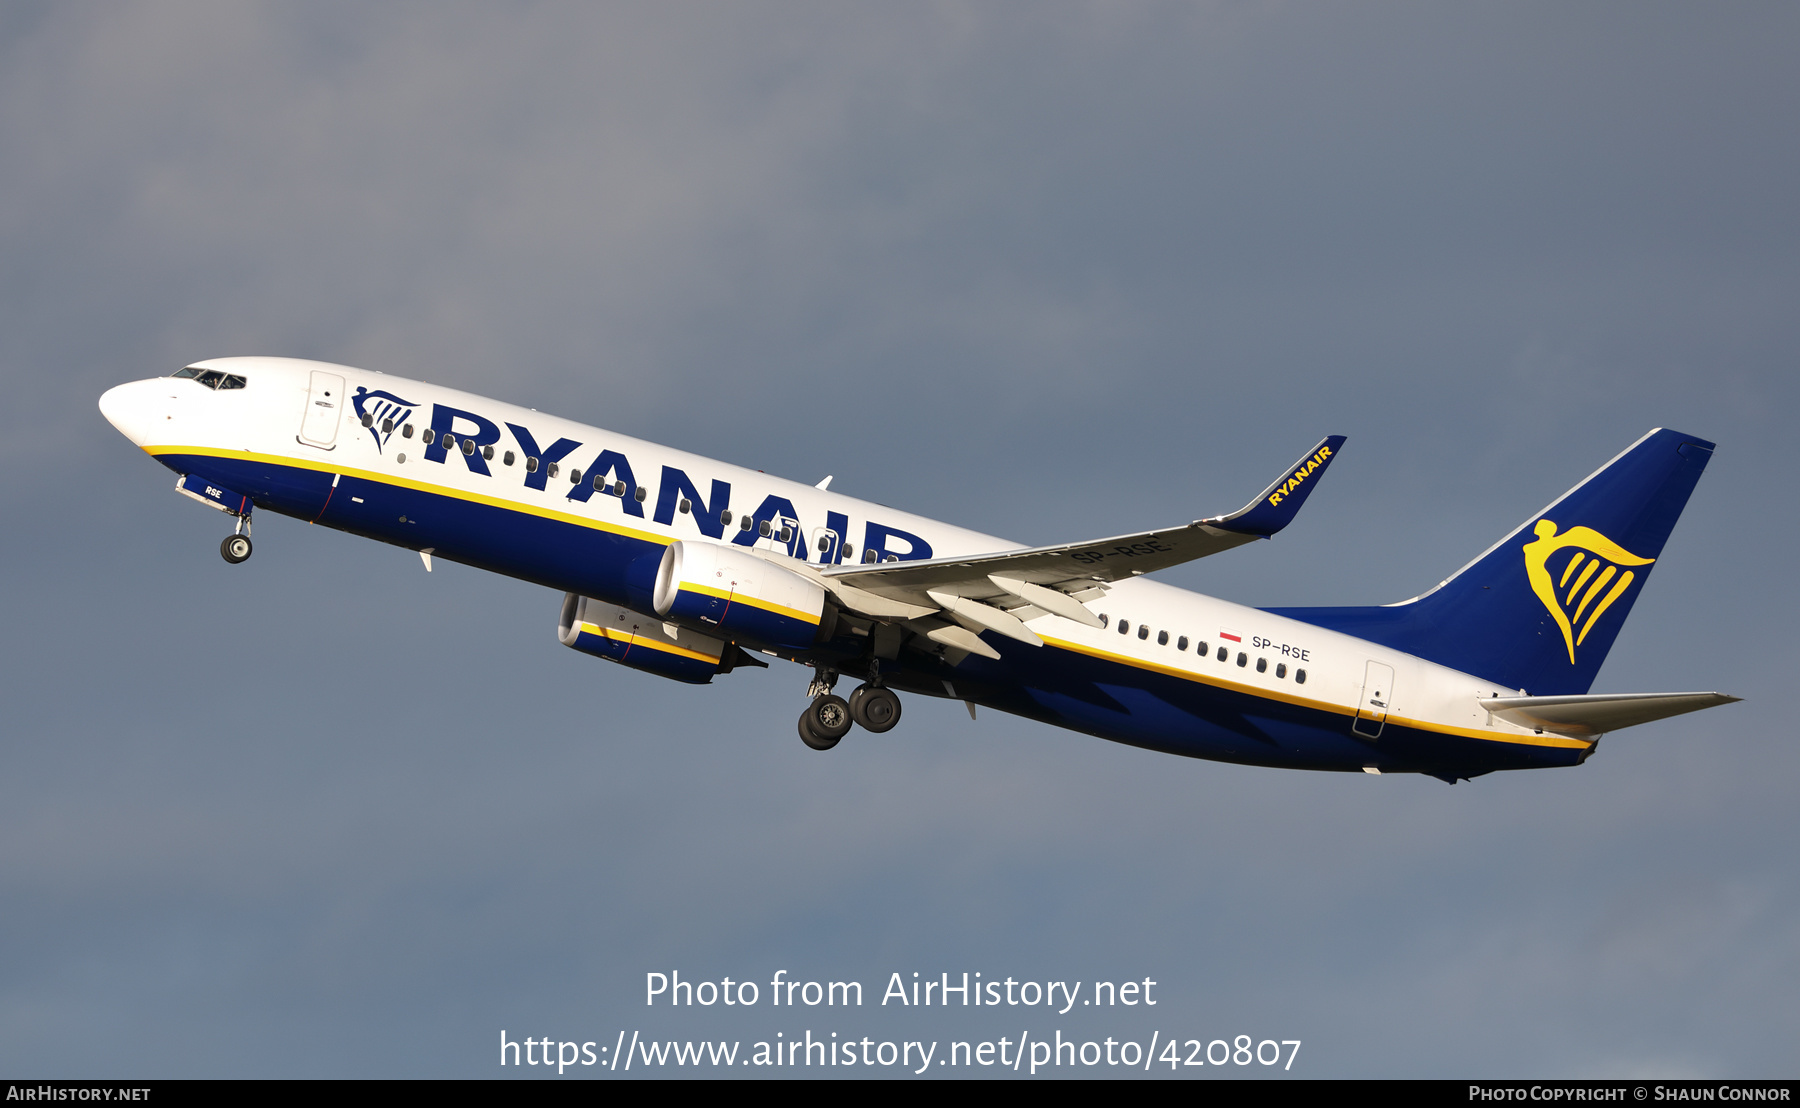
[{"left": 1264, "top": 429, "right": 1715, "bottom": 695}]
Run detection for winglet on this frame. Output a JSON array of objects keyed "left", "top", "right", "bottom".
[{"left": 1207, "top": 436, "right": 1346, "bottom": 536}]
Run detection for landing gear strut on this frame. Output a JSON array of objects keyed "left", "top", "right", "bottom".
[{"left": 220, "top": 512, "right": 253, "bottom": 564}]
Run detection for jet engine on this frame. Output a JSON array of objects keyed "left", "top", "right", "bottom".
[
  {"left": 558, "top": 593, "right": 732, "bottom": 685},
  {"left": 653, "top": 540, "right": 830, "bottom": 653}
]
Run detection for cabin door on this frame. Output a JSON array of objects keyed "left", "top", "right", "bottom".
[{"left": 299, "top": 370, "right": 346, "bottom": 448}]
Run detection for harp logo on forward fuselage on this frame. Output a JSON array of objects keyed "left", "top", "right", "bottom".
[
  {"left": 351, "top": 387, "right": 417, "bottom": 454},
  {"left": 1522, "top": 519, "right": 1654, "bottom": 664}
]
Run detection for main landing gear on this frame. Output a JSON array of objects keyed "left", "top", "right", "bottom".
[
  {"left": 798, "top": 669, "right": 904, "bottom": 751},
  {"left": 219, "top": 512, "right": 253, "bottom": 564}
]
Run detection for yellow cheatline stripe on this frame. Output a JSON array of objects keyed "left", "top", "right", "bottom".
[
  {"left": 679, "top": 582, "right": 822, "bottom": 626},
  {"left": 145, "top": 444, "right": 671, "bottom": 547},
  {"left": 1038, "top": 634, "right": 1592, "bottom": 751},
  {"left": 578, "top": 622, "right": 720, "bottom": 664}
]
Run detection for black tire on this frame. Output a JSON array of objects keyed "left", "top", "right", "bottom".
[
  {"left": 799, "top": 710, "right": 840, "bottom": 751},
  {"left": 220, "top": 535, "right": 253, "bottom": 564},
  {"left": 849, "top": 685, "right": 902, "bottom": 733},
  {"left": 807, "top": 694, "right": 853, "bottom": 741}
]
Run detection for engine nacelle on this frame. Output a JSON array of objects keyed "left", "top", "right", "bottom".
[
  {"left": 653, "top": 540, "right": 829, "bottom": 653},
  {"left": 558, "top": 593, "right": 728, "bottom": 685}
]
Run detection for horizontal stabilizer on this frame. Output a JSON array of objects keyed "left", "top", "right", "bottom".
[{"left": 1478, "top": 691, "right": 1740, "bottom": 737}]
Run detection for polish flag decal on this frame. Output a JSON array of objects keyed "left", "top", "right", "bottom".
[{"left": 1219, "top": 629, "right": 1242, "bottom": 643}]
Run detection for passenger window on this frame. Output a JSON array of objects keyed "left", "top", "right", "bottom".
[
  {"left": 680, "top": 499, "right": 692, "bottom": 515},
  {"left": 403, "top": 425, "right": 414, "bottom": 439},
  {"left": 382, "top": 418, "right": 394, "bottom": 434},
  {"left": 720, "top": 509, "right": 733, "bottom": 525},
  {"left": 483, "top": 446, "right": 494, "bottom": 461},
  {"left": 884, "top": 554, "right": 899, "bottom": 563},
  {"left": 1177, "top": 636, "right": 1188, "bottom": 651},
  {"left": 778, "top": 526, "right": 792, "bottom": 542},
  {"left": 1296, "top": 669, "right": 1307, "bottom": 684},
  {"left": 503, "top": 451, "right": 514, "bottom": 466},
  {"left": 815, "top": 534, "right": 828, "bottom": 551},
  {"left": 525, "top": 456, "right": 539, "bottom": 472},
  {"left": 1256, "top": 657, "right": 1267, "bottom": 673},
  {"left": 547, "top": 462, "right": 559, "bottom": 478},
  {"left": 1216, "top": 646, "right": 1227, "bottom": 662},
  {"left": 569, "top": 469, "right": 581, "bottom": 483},
  {"left": 759, "top": 520, "right": 772, "bottom": 537},
  {"left": 1157, "top": 630, "right": 1168, "bottom": 646},
  {"left": 614, "top": 481, "right": 628, "bottom": 497},
  {"left": 635, "top": 486, "right": 648, "bottom": 503},
  {"left": 742, "top": 517, "right": 755, "bottom": 532},
  {"left": 422, "top": 429, "right": 435, "bottom": 445},
  {"left": 1138, "top": 626, "right": 1150, "bottom": 641},
  {"left": 1197, "top": 641, "right": 1207, "bottom": 656},
  {"left": 361, "top": 413, "right": 374, "bottom": 427},
  {"left": 463, "top": 440, "right": 476, "bottom": 457},
  {"left": 1276, "top": 663, "right": 1287, "bottom": 679},
  {"left": 592, "top": 474, "right": 604, "bottom": 490},
  {"left": 1236, "top": 652, "right": 1247, "bottom": 667},
  {"left": 1118, "top": 620, "right": 1130, "bottom": 635},
  {"left": 1098, "top": 614, "right": 1109, "bottom": 628},
  {"left": 841, "top": 543, "right": 853, "bottom": 559},
  {"left": 441, "top": 433, "right": 453, "bottom": 449},
  {"left": 863, "top": 549, "right": 876, "bottom": 563}
]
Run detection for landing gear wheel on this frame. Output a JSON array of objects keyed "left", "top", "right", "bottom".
[
  {"left": 849, "top": 685, "right": 902, "bottom": 733},
  {"left": 220, "top": 535, "right": 253, "bottom": 564},
  {"left": 802, "top": 694, "right": 852, "bottom": 747},
  {"left": 799, "top": 711, "right": 840, "bottom": 751}
]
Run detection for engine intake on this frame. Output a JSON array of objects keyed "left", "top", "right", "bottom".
[{"left": 653, "top": 540, "right": 828, "bottom": 653}]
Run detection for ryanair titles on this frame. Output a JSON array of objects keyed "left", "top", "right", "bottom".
[
  {"left": 406, "top": 400, "right": 933, "bottom": 567},
  {"left": 1266, "top": 444, "right": 1333, "bottom": 508}
]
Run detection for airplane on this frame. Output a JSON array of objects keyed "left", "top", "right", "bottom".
[{"left": 98, "top": 357, "right": 1738, "bottom": 782}]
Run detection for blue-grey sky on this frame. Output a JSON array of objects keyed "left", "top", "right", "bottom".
[{"left": 2, "top": 2, "right": 1796, "bottom": 1078}]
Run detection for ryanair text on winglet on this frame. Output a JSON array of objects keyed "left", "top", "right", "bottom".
[{"left": 1265, "top": 445, "right": 1333, "bottom": 508}]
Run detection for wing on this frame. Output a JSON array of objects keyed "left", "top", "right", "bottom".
[{"left": 800, "top": 436, "right": 1345, "bottom": 659}]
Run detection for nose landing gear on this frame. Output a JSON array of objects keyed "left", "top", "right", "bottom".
[{"left": 219, "top": 511, "right": 253, "bottom": 564}]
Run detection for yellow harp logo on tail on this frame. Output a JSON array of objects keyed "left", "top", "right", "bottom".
[{"left": 1522, "top": 520, "right": 1654, "bottom": 664}]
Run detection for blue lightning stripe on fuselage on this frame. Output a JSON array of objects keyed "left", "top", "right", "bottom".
[{"left": 149, "top": 445, "right": 1586, "bottom": 778}]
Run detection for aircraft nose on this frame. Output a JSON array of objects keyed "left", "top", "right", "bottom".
[{"left": 98, "top": 378, "right": 168, "bottom": 447}]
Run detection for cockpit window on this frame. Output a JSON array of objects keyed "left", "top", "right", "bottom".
[{"left": 173, "top": 367, "right": 247, "bottom": 390}]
